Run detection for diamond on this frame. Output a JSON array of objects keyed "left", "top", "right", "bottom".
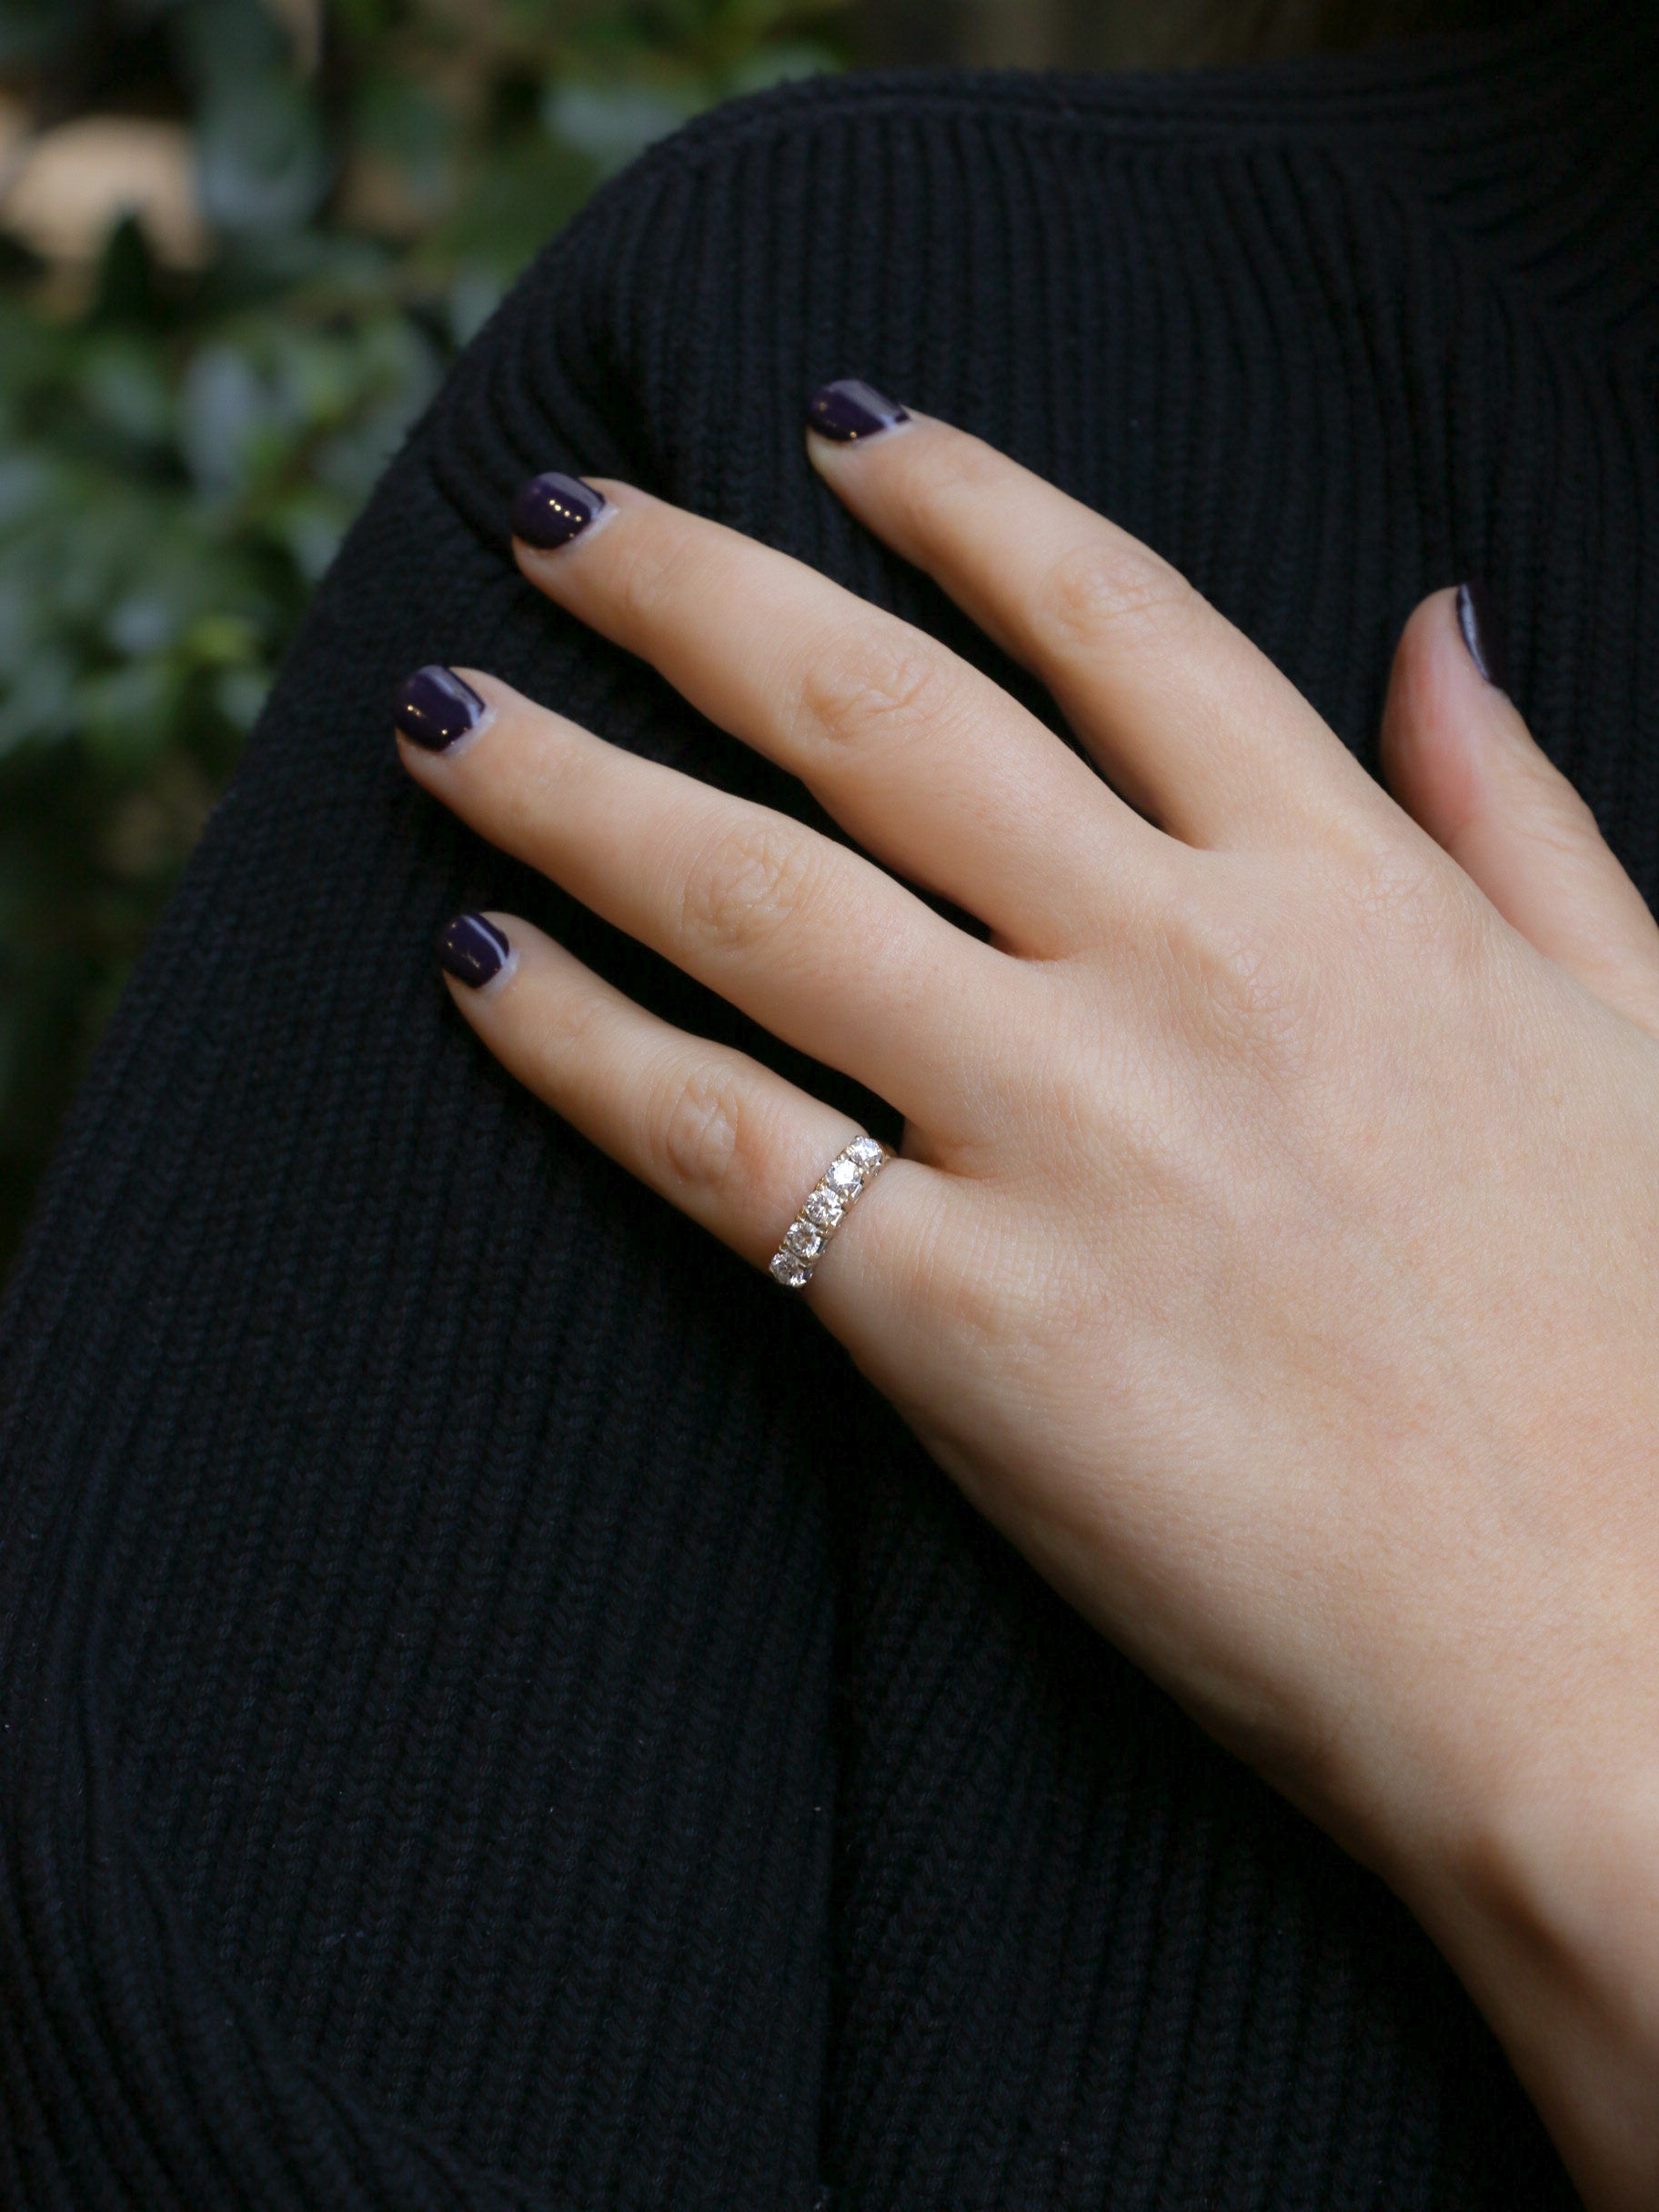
[
  {"left": 784, "top": 1221, "right": 824, "bottom": 1261},
  {"left": 827, "top": 1156, "right": 861, "bottom": 1193},
  {"left": 846, "top": 1136, "right": 883, "bottom": 1168},
  {"left": 769, "top": 1252, "right": 811, "bottom": 1290},
  {"left": 802, "top": 1187, "right": 843, "bottom": 1231}
]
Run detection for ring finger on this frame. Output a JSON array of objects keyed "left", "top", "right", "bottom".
[{"left": 435, "top": 909, "right": 945, "bottom": 1317}]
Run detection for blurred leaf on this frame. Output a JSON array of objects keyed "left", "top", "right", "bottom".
[
  {"left": 266, "top": 488, "right": 351, "bottom": 580},
  {"left": 722, "top": 37, "right": 837, "bottom": 90},
  {"left": 353, "top": 73, "right": 458, "bottom": 216},
  {"left": 213, "top": 664, "right": 268, "bottom": 729},
  {"left": 91, "top": 217, "right": 170, "bottom": 327},
  {"left": 178, "top": 343, "right": 268, "bottom": 494},
  {"left": 437, "top": 133, "right": 598, "bottom": 277},
  {"left": 543, "top": 81, "right": 692, "bottom": 174},
  {"left": 196, "top": 74, "right": 334, "bottom": 235},
  {"left": 0, "top": 0, "right": 95, "bottom": 65},
  {"left": 0, "top": 651, "right": 75, "bottom": 755},
  {"left": 185, "top": 610, "right": 262, "bottom": 664},
  {"left": 76, "top": 659, "right": 182, "bottom": 771},
  {"left": 447, "top": 264, "right": 506, "bottom": 345},
  {"left": 76, "top": 339, "right": 176, "bottom": 452},
  {"left": 178, "top": 0, "right": 334, "bottom": 235},
  {"left": 0, "top": 455, "right": 53, "bottom": 532}
]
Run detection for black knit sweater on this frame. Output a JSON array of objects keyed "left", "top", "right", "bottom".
[{"left": 4, "top": 4, "right": 1655, "bottom": 2203}]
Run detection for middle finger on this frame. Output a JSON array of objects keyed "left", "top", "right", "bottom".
[
  {"left": 396, "top": 669, "right": 1014, "bottom": 1131},
  {"left": 508, "top": 476, "right": 1171, "bottom": 957}
]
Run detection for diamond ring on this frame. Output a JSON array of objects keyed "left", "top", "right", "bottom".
[{"left": 769, "top": 1134, "right": 891, "bottom": 1292}]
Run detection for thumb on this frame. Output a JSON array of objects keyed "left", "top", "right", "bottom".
[{"left": 1380, "top": 584, "right": 1659, "bottom": 1038}]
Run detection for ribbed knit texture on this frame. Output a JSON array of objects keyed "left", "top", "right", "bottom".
[{"left": 3, "top": 4, "right": 1655, "bottom": 2202}]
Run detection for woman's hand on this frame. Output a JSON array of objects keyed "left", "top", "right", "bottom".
[{"left": 395, "top": 387, "right": 1659, "bottom": 2208}]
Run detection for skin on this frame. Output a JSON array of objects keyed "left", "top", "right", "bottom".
[{"left": 397, "top": 411, "right": 1659, "bottom": 2207}]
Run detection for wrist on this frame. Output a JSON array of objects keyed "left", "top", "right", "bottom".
[{"left": 1403, "top": 1731, "right": 1659, "bottom": 2210}]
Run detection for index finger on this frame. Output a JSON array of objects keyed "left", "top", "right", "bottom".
[{"left": 806, "top": 384, "right": 1393, "bottom": 855}]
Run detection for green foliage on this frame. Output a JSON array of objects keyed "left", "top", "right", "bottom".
[{"left": 0, "top": 0, "right": 850, "bottom": 1264}]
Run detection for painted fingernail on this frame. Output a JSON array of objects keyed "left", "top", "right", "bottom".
[
  {"left": 395, "top": 665, "right": 488, "bottom": 752},
  {"left": 807, "top": 379, "right": 910, "bottom": 443},
  {"left": 1455, "top": 581, "right": 1511, "bottom": 695},
  {"left": 436, "top": 912, "right": 514, "bottom": 990},
  {"left": 511, "top": 472, "right": 606, "bottom": 549}
]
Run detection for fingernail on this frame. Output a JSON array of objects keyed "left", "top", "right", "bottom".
[
  {"left": 511, "top": 472, "right": 606, "bottom": 550},
  {"left": 436, "top": 912, "right": 514, "bottom": 990},
  {"left": 807, "top": 379, "right": 910, "bottom": 443},
  {"left": 395, "top": 665, "right": 488, "bottom": 753},
  {"left": 1455, "top": 581, "right": 1511, "bottom": 695}
]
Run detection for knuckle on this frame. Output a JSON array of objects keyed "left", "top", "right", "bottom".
[
  {"left": 1526, "top": 781, "right": 1604, "bottom": 863},
  {"left": 613, "top": 523, "right": 701, "bottom": 632},
  {"left": 794, "top": 623, "right": 951, "bottom": 750},
  {"left": 895, "top": 429, "right": 1007, "bottom": 519},
  {"left": 920, "top": 1200, "right": 1074, "bottom": 1370},
  {"left": 528, "top": 984, "right": 621, "bottom": 1071},
  {"left": 503, "top": 741, "right": 578, "bottom": 851},
  {"left": 1162, "top": 893, "right": 1322, "bottom": 1078},
  {"left": 649, "top": 1059, "right": 749, "bottom": 1195},
  {"left": 1346, "top": 838, "right": 1456, "bottom": 932},
  {"left": 1033, "top": 532, "right": 1199, "bottom": 659},
  {"left": 679, "top": 812, "right": 819, "bottom": 956},
  {"left": 1342, "top": 839, "right": 1486, "bottom": 980}
]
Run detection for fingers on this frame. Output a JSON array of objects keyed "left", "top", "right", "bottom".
[
  {"left": 806, "top": 394, "right": 1391, "bottom": 854},
  {"left": 508, "top": 474, "right": 1166, "bottom": 957},
  {"left": 397, "top": 669, "right": 1016, "bottom": 1131},
  {"left": 432, "top": 911, "right": 944, "bottom": 1339},
  {"left": 1381, "top": 588, "right": 1659, "bottom": 1037}
]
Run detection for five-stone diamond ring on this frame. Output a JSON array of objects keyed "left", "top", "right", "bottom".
[{"left": 769, "top": 1135, "right": 890, "bottom": 1292}]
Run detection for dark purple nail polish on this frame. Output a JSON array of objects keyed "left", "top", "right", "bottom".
[
  {"left": 511, "top": 472, "right": 606, "bottom": 550},
  {"left": 1455, "top": 581, "right": 1510, "bottom": 695},
  {"left": 436, "top": 912, "right": 512, "bottom": 990},
  {"left": 395, "top": 665, "right": 487, "bottom": 752},
  {"left": 807, "top": 380, "right": 910, "bottom": 443}
]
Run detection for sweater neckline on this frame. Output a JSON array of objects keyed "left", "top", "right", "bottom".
[{"left": 655, "top": 0, "right": 1658, "bottom": 348}]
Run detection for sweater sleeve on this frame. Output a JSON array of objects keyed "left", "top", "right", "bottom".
[{"left": 0, "top": 158, "right": 844, "bottom": 2212}]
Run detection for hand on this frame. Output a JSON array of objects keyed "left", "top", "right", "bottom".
[{"left": 395, "top": 392, "right": 1659, "bottom": 2208}]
